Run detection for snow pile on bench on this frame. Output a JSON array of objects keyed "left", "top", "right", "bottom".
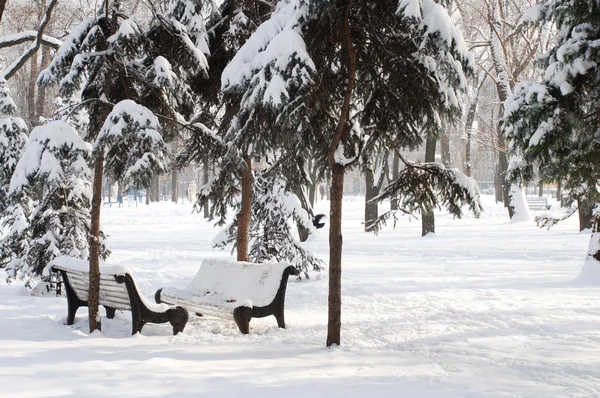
[{"left": 161, "top": 259, "right": 292, "bottom": 310}]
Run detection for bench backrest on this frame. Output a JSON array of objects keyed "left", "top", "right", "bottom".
[
  {"left": 187, "top": 259, "right": 292, "bottom": 308},
  {"left": 53, "top": 266, "right": 132, "bottom": 311},
  {"left": 526, "top": 197, "right": 548, "bottom": 203}
]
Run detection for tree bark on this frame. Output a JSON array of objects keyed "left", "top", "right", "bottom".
[
  {"left": 203, "top": 165, "right": 209, "bottom": 218},
  {"left": 422, "top": 135, "right": 436, "bottom": 236},
  {"left": 237, "top": 156, "right": 252, "bottom": 262},
  {"left": 538, "top": 181, "right": 543, "bottom": 197},
  {"left": 578, "top": 196, "right": 594, "bottom": 232},
  {"left": 88, "top": 153, "right": 104, "bottom": 333},
  {"left": 153, "top": 174, "right": 160, "bottom": 202},
  {"left": 35, "top": 45, "right": 51, "bottom": 120},
  {"left": 556, "top": 180, "right": 562, "bottom": 203},
  {"left": 326, "top": 0, "right": 356, "bottom": 347},
  {"left": 464, "top": 103, "right": 477, "bottom": 177},
  {"left": 390, "top": 152, "right": 400, "bottom": 210},
  {"left": 441, "top": 130, "right": 450, "bottom": 168},
  {"left": 364, "top": 169, "right": 378, "bottom": 232},
  {"left": 171, "top": 168, "right": 178, "bottom": 203},
  {"left": 327, "top": 163, "right": 344, "bottom": 347},
  {"left": 28, "top": 53, "right": 38, "bottom": 125},
  {"left": 88, "top": 0, "right": 116, "bottom": 333}
]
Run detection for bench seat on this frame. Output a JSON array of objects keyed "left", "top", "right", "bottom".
[
  {"left": 155, "top": 259, "right": 299, "bottom": 334},
  {"left": 51, "top": 256, "right": 189, "bottom": 335}
]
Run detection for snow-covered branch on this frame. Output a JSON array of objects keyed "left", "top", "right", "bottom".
[
  {"left": 1, "top": 0, "right": 59, "bottom": 80},
  {"left": 0, "top": 31, "right": 62, "bottom": 50}
]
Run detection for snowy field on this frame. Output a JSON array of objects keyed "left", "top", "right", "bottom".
[{"left": 1, "top": 195, "right": 598, "bottom": 397}]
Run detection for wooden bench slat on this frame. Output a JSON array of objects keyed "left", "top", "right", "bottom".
[
  {"left": 52, "top": 262, "right": 189, "bottom": 336},
  {"left": 155, "top": 259, "right": 300, "bottom": 334}
]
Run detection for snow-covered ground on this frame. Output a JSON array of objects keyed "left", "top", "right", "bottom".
[{"left": 1, "top": 195, "right": 598, "bottom": 397}]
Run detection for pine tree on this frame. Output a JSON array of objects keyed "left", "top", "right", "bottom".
[
  {"left": 36, "top": 0, "right": 208, "bottom": 332},
  {"left": 222, "top": 0, "right": 480, "bottom": 346},
  {"left": 503, "top": 0, "right": 600, "bottom": 283},
  {"left": 0, "top": 78, "right": 28, "bottom": 219},
  {"left": 213, "top": 171, "right": 325, "bottom": 277},
  {"left": 176, "top": 0, "right": 275, "bottom": 262},
  {"left": 3, "top": 121, "right": 104, "bottom": 286}
]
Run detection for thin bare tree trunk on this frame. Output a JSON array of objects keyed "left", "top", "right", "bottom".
[
  {"left": 422, "top": 135, "right": 436, "bottom": 236},
  {"left": 203, "top": 165, "right": 209, "bottom": 218},
  {"left": 35, "top": 45, "right": 51, "bottom": 120},
  {"left": 538, "top": 181, "right": 543, "bottom": 197},
  {"left": 153, "top": 175, "right": 159, "bottom": 202},
  {"left": 578, "top": 196, "right": 594, "bottom": 232},
  {"left": 390, "top": 152, "right": 400, "bottom": 210},
  {"left": 441, "top": 130, "right": 450, "bottom": 168},
  {"left": 237, "top": 156, "right": 252, "bottom": 262},
  {"left": 28, "top": 53, "right": 38, "bottom": 125},
  {"left": 556, "top": 180, "right": 562, "bottom": 203},
  {"left": 171, "top": 168, "right": 178, "bottom": 203}
]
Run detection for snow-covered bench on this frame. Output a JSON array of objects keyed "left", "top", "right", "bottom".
[
  {"left": 51, "top": 257, "right": 189, "bottom": 335},
  {"left": 527, "top": 196, "right": 551, "bottom": 211},
  {"left": 155, "top": 259, "right": 299, "bottom": 334}
]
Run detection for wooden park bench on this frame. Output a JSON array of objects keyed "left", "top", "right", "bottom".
[
  {"left": 51, "top": 257, "right": 189, "bottom": 335},
  {"left": 526, "top": 196, "right": 552, "bottom": 211},
  {"left": 155, "top": 259, "right": 299, "bottom": 334}
]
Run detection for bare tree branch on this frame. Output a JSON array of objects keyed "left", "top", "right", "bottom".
[
  {"left": 0, "top": 31, "right": 62, "bottom": 50},
  {"left": 1, "top": 0, "right": 59, "bottom": 80}
]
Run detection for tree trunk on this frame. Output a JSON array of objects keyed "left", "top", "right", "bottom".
[
  {"left": 556, "top": 181, "right": 562, "bottom": 203},
  {"left": 575, "top": 213, "right": 600, "bottom": 284},
  {"left": 36, "top": 45, "right": 51, "bottom": 120},
  {"left": 464, "top": 102, "right": 477, "bottom": 177},
  {"left": 364, "top": 169, "right": 378, "bottom": 232},
  {"left": 295, "top": 185, "right": 311, "bottom": 242},
  {"left": 441, "top": 130, "right": 450, "bottom": 168},
  {"left": 327, "top": 163, "right": 344, "bottom": 347},
  {"left": 326, "top": 0, "right": 355, "bottom": 347},
  {"left": 89, "top": 152, "right": 104, "bottom": 333},
  {"left": 237, "top": 156, "right": 252, "bottom": 262},
  {"left": 28, "top": 52, "right": 38, "bottom": 125},
  {"left": 538, "top": 181, "right": 543, "bottom": 197},
  {"left": 390, "top": 152, "right": 400, "bottom": 210},
  {"left": 89, "top": 0, "right": 117, "bottom": 333},
  {"left": 422, "top": 135, "right": 436, "bottom": 236},
  {"left": 498, "top": 147, "right": 512, "bottom": 216},
  {"left": 203, "top": 165, "right": 209, "bottom": 218},
  {"left": 578, "top": 196, "right": 594, "bottom": 232},
  {"left": 146, "top": 185, "right": 151, "bottom": 205},
  {"left": 171, "top": 168, "right": 178, "bottom": 203},
  {"left": 153, "top": 174, "right": 160, "bottom": 202}
]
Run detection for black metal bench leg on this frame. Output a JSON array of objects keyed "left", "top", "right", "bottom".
[
  {"left": 105, "top": 306, "right": 116, "bottom": 319},
  {"left": 274, "top": 309, "right": 285, "bottom": 329},
  {"left": 233, "top": 307, "right": 252, "bottom": 334}
]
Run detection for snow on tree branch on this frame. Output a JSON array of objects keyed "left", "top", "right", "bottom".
[
  {"left": 221, "top": 0, "right": 316, "bottom": 107},
  {"left": 371, "top": 161, "right": 482, "bottom": 232},
  {"left": 37, "top": 14, "right": 105, "bottom": 87},
  {"left": 0, "top": 31, "right": 62, "bottom": 50},
  {"left": 95, "top": 100, "right": 169, "bottom": 189},
  {"left": 1, "top": 0, "right": 59, "bottom": 80}
]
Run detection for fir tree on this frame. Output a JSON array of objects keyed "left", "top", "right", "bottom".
[
  {"left": 222, "top": 0, "right": 479, "bottom": 346},
  {"left": 3, "top": 121, "right": 105, "bottom": 286},
  {"left": 36, "top": 0, "right": 208, "bottom": 332},
  {"left": 503, "top": 0, "right": 600, "bottom": 283},
  {"left": 0, "top": 78, "right": 28, "bottom": 220},
  {"left": 213, "top": 171, "right": 325, "bottom": 277}
]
